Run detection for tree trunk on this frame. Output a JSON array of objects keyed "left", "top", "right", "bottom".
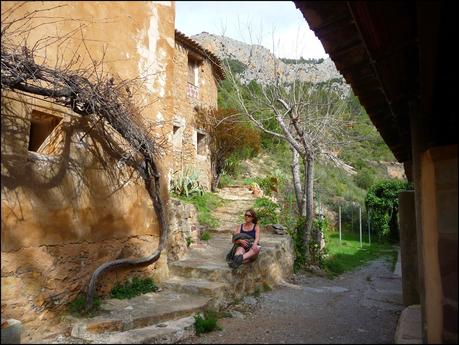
[
  {"left": 303, "top": 154, "right": 315, "bottom": 250},
  {"left": 290, "top": 146, "right": 303, "bottom": 215},
  {"left": 210, "top": 154, "right": 219, "bottom": 192},
  {"left": 211, "top": 172, "right": 221, "bottom": 192}
]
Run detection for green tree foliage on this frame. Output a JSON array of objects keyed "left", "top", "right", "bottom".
[
  {"left": 365, "top": 179, "right": 411, "bottom": 241},
  {"left": 222, "top": 58, "right": 247, "bottom": 74}
]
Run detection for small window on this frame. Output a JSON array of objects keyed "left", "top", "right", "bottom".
[
  {"left": 28, "top": 110, "right": 61, "bottom": 152},
  {"left": 188, "top": 56, "right": 200, "bottom": 86},
  {"left": 172, "top": 125, "right": 182, "bottom": 149},
  {"left": 197, "top": 132, "right": 206, "bottom": 155}
]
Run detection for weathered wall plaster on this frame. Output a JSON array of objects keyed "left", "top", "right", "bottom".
[{"left": 1, "top": 1, "right": 176, "bottom": 341}]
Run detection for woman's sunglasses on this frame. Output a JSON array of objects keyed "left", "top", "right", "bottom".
[{"left": 244, "top": 214, "right": 253, "bottom": 217}]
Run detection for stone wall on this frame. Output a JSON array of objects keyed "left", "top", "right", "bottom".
[
  {"left": 230, "top": 235, "right": 294, "bottom": 299},
  {"left": 166, "top": 198, "right": 200, "bottom": 261},
  {"left": 1, "top": 91, "right": 172, "bottom": 341},
  {"left": 1, "top": 2, "right": 176, "bottom": 341}
]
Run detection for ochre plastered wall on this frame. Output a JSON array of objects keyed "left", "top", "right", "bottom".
[
  {"left": 1, "top": 1, "right": 175, "bottom": 341},
  {"left": 170, "top": 41, "right": 219, "bottom": 190}
]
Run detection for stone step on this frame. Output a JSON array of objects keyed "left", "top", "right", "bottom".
[
  {"left": 216, "top": 196, "right": 255, "bottom": 202},
  {"left": 169, "top": 260, "right": 233, "bottom": 283},
  {"left": 71, "top": 291, "right": 210, "bottom": 338},
  {"left": 210, "top": 229, "right": 234, "bottom": 235},
  {"left": 161, "top": 277, "right": 229, "bottom": 298},
  {"left": 161, "top": 277, "right": 230, "bottom": 310},
  {"left": 213, "top": 208, "right": 252, "bottom": 216},
  {"left": 170, "top": 232, "right": 291, "bottom": 278},
  {"left": 73, "top": 316, "right": 196, "bottom": 344}
]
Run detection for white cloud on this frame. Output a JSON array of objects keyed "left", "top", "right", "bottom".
[{"left": 175, "top": 1, "right": 328, "bottom": 59}]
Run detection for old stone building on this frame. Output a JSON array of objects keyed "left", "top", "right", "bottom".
[
  {"left": 1, "top": 1, "right": 222, "bottom": 341},
  {"left": 170, "top": 30, "right": 224, "bottom": 190}
]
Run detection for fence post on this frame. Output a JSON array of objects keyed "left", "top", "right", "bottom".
[
  {"left": 339, "top": 205, "right": 342, "bottom": 245},
  {"left": 359, "top": 206, "right": 362, "bottom": 248},
  {"left": 368, "top": 209, "right": 371, "bottom": 245}
]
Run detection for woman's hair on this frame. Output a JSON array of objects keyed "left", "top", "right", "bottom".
[{"left": 245, "top": 208, "right": 258, "bottom": 225}]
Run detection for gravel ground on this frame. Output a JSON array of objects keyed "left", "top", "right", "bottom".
[{"left": 180, "top": 257, "right": 403, "bottom": 344}]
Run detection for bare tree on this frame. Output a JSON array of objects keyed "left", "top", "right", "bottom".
[
  {"left": 1, "top": 3, "right": 169, "bottom": 310},
  {"left": 221, "top": 29, "right": 353, "bottom": 258},
  {"left": 195, "top": 106, "right": 260, "bottom": 191}
]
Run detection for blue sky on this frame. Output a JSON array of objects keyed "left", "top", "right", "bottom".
[{"left": 175, "top": 1, "right": 328, "bottom": 59}]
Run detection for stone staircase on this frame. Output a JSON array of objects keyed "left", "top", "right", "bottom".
[
  {"left": 66, "top": 186, "right": 293, "bottom": 344},
  {"left": 211, "top": 185, "right": 257, "bottom": 233}
]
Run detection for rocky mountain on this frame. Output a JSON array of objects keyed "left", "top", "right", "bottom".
[{"left": 192, "top": 32, "right": 348, "bottom": 90}]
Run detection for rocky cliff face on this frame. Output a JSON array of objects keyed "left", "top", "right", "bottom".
[{"left": 192, "top": 32, "right": 348, "bottom": 90}]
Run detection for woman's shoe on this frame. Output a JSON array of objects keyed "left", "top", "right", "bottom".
[{"left": 232, "top": 254, "right": 243, "bottom": 268}]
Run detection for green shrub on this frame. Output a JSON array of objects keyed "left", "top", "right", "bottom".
[
  {"left": 262, "top": 282, "right": 273, "bottom": 292},
  {"left": 217, "top": 172, "right": 234, "bottom": 188},
  {"left": 67, "top": 293, "right": 100, "bottom": 316},
  {"left": 253, "top": 176, "right": 280, "bottom": 196},
  {"left": 354, "top": 167, "right": 376, "bottom": 190},
  {"left": 110, "top": 277, "right": 158, "bottom": 299},
  {"left": 200, "top": 231, "right": 211, "bottom": 241},
  {"left": 365, "top": 179, "right": 411, "bottom": 241},
  {"left": 254, "top": 197, "right": 280, "bottom": 226},
  {"left": 194, "top": 310, "right": 222, "bottom": 335},
  {"left": 289, "top": 217, "right": 307, "bottom": 272},
  {"left": 308, "top": 217, "right": 331, "bottom": 267},
  {"left": 177, "top": 192, "right": 224, "bottom": 230},
  {"left": 223, "top": 146, "right": 258, "bottom": 178}
]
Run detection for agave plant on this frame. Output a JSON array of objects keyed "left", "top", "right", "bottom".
[{"left": 170, "top": 167, "right": 204, "bottom": 197}]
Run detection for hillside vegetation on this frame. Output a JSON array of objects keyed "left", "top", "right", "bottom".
[{"left": 190, "top": 32, "right": 406, "bottom": 271}]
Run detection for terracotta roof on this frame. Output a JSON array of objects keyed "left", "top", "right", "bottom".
[{"left": 175, "top": 30, "right": 225, "bottom": 80}]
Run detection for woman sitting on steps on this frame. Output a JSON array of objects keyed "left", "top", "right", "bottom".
[{"left": 226, "top": 209, "right": 261, "bottom": 269}]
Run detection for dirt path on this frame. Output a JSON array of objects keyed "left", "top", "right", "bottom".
[{"left": 180, "top": 257, "right": 403, "bottom": 344}]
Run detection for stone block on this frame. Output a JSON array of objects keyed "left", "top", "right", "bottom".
[
  {"left": 394, "top": 305, "right": 422, "bottom": 344},
  {"left": 266, "top": 224, "right": 287, "bottom": 235},
  {"left": 1, "top": 319, "right": 22, "bottom": 344}
]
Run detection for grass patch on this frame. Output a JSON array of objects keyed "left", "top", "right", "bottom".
[
  {"left": 323, "top": 230, "right": 397, "bottom": 277},
  {"left": 218, "top": 172, "right": 237, "bottom": 188},
  {"left": 110, "top": 277, "right": 158, "bottom": 299},
  {"left": 67, "top": 293, "right": 101, "bottom": 317},
  {"left": 200, "top": 231, "right": 211, "bottom": 241},
  {"left": 194, "top": 309, "right": 222, "bottom": 335},
  {"left": 176, "top": 192, "right": 225, "bottom": 230}
]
